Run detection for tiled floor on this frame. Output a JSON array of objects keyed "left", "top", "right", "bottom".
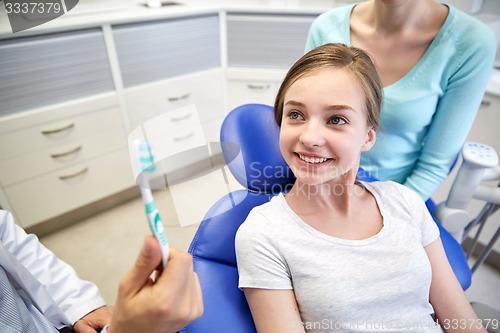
[{"left": 40, "top": 179, "right": 500, "bottom": 312}]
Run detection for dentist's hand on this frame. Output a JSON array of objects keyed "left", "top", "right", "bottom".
[
  {"left": 73, "top": 306, "right": 112, "bottom": 333},
  {"left": 109, "top": 236, "right": 203, "bottom": 333}
]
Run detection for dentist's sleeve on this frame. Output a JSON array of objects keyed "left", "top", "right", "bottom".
[{"left": 0, "top": 210, "right": 107, "bottom": 326}]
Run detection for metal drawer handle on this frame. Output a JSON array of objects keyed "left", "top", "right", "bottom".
[
  {"left": 41, "top": 122, "right": 75, "bottom": 135},
  {"left": 481, "top": 99, "right": 491, "bottom": 107},
  {"left": 58, "top": 167, "right": 88, "bottom": 180},
  {"left": 50, "top": 145, "right": 82, "bottom": 158},
  {"left": 170, "top": 113, "right": 192, "bottom": 122},
  {"left": 167, "top": 93, "right": 190, "bottom": 102},
  {"left": 247, "top": 83, "right": 271, "bottom": 90},
  {"left": 173, "top": 132, "right": 194, "bottom": 142}
]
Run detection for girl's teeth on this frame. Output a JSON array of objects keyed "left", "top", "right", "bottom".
[{"left": 299, "top": 154, "right": 328, "bottom": 164}]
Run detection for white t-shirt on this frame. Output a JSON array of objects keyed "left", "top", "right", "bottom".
[{"left": 236, "top": 181, "right": 443, "bottom": 332}]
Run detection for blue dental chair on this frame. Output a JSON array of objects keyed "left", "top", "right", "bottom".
[{"left": 180, "top": 103, "right": 472, "bottom": 333}]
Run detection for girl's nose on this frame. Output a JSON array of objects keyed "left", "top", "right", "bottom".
[{"left": 299, "top": 121, "right": 326, "bottom": 148}]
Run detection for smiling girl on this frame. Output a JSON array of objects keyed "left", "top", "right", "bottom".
[{"left": 235, "top": 43, "right": 486, "bottom": 333}]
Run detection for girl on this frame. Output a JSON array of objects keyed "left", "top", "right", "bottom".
[{"left": 235, "top": 43, "right": 485, "bottom": 332}]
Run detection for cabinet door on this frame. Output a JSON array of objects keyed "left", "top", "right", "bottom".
[
  {"left": 226, "top": 13, "right": 317, "bottom": 69},
  {"left": 124, "top": 70, "right": 225, "bottom": 175},
  {"left": 0, "top": 29, "right": 114, "bottom": 116},
  {"left": 113, "top": 14, "right": 220, "bottom": 87},
  {"left": 124, "top": 70, "right": 225, "bottom": 131},
  {"left": 225, "top": 68, "right": 287, "bottom": 112},
  {"left": 6, "top": 148, "right": 133, "bottom": 228}
]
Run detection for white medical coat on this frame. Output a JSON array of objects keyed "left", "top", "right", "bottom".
[{"left": 0, "top": 210, "right": 106, "bottom": 329}]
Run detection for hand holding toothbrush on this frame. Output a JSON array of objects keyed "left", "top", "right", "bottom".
[{"left": 108, "top": 236, "right": 203, "bottom": 333}]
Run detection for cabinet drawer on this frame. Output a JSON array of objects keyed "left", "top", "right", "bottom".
[
  {"left": 0, "top": 29, "right": 113, "bottom": 116},
  {"left": 226, "top": 13, "right": 317, "bottom": 68},
  {"left": 227, "top": 80, "right": 279, "bottom": 112},
  {"left": 125, "top": 70, "right": 224, "bottom": 130},
  {"left": 0, "top": 107, "right": 123, "bottom": 161},
  {"left": 0, "top": 128, "right": 126, "bottom": 186},
  {"left": 5, "top": 148, "right": 134, "bottom": 228},
  {"left": 113, "top": 14, "right": 220, "bottom": 87}
]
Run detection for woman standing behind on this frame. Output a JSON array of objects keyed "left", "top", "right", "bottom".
[{"left": 305, "top": 0, "right": 496, "bottom": 201}]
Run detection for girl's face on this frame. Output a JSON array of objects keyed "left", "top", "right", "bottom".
[{"left": 279, "top": 67, "right": 376, "bottom": 186}]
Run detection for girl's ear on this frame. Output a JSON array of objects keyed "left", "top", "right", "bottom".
[{"left": 361, "top": 127, "right": 376, "bottom": 152}]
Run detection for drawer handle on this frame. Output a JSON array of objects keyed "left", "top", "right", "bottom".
[
  {"left": 247, "top": 83, "right": 271, "bottom": 90},
  {"left": 50, "top": 145, "right": 82, "bottom": 159},
  {"left": 170, "top": 113, "right": 192, "bottom": 122},
  {"left": 58, "top": 167, "right": 88, "bottom": 180},
  {"left": 481, "top": 99, "right": 491, "bottom": 107},
  {"left": 167, "top": 93, "right": 190, "bottom": 102},
  {"left": 173, "top": 132, "right": 194, "bottom": 142},
  {"left": 41, "top": 122, "right": 75, "bottom": 135}
]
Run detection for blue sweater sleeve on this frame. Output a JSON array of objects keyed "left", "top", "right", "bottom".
[{"left": 404, "top": 12, "right": 496, "bottom": 200}]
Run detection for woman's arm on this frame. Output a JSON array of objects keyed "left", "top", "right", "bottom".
[
  {"left": 404, "top": 19, "right": 496, "bottom": 201},
  {"left": 425, "top": 238, "right": 487, "bottom": 332},
  {"left": 244, "top": 288, "right": 306, "bottom": 333}
]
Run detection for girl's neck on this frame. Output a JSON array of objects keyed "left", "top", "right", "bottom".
[{"left": 285, "top": 179, "right": 365, "bottom": 216}]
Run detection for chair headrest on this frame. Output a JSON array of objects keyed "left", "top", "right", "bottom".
[{"left": 220, "top": 104, "right": 295, "bottom": 193}]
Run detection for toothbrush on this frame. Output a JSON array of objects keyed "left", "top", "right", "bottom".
[{"left": 134, "top": 140, "right": 169, "bottom": 268}]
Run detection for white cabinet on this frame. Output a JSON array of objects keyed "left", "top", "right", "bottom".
[
  {"left": 115, "top": 14, "right": 224, "bottom": 177},
  {"left": 0, "top": 12, "right": 224, "bottom": 229},
  {"left": 0, "top": 27, "right": 132, "bottom": 228},
  {"left": 226, "top": 13, "right": 317, "bottom": 69},
  {"left": 0, "top": 28, "right": 114, "bottom": 116},
  {"left": 0, "top": 94, "right": 133, "bottom": 228},
  {"left": 225, "top": 13, "right": 317, "bottom": 110},
  {"left": 112, "top": 14, "right": 221, "bottom": 88},
  {"left": 124, "top": 69, "right": 225, "bottom": 140},
  {"left": 226, "top": 68, "right": 287, "bottom": 112},
  {"left": 124, "top": 69, "right": 225, "bottom": 175}
]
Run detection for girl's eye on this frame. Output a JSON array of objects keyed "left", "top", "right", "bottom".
[
  {"left": 328, "top": 116, "right": 346, "bottom": 125},
  {"left": 288, "top": 111, "right": 303, "bottom": 121}
]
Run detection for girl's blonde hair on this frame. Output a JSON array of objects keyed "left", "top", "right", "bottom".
[{"left": 274, "top": 43, "right": 383, "bottom": 130}]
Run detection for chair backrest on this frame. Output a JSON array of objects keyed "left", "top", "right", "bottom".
[
  {"left": 181, "top": 103, "right": 471, "bottom": 332},
  {"left": 180, "top": 104, "right": 294, "bottom": 333}
]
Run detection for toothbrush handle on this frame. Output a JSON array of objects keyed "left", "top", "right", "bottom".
[{"left": 145, "top": 201, "right": 169, "bottom": 267}]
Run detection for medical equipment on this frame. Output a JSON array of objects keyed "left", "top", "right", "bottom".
[
  {"left": 134, "top": 140, "right": 169, "bottom": 268},
  {"left": 435, "top": 142, "right": 500, "bottom": 273}
]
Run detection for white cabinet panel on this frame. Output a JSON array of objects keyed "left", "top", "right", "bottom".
[
  {"left": 0, "top": 29, "right": 114, "bottom": 116},
  {"left": 0, "top": 106, "right": 123, "bottom": 161},
  {"left": 0, "top": 94, "right": 128, "bottom": 227},
  {"left": 0, "top": 129, "right": 125, "bottom": 186},
  {"left": 6, "top": 149, "right": 133, "bottom": 228},
  {"left": 226, "top": 13, "right": 317, "bottom": 69},
  {"left": 113, "top": 14, "right": 220, "bottom": 87},
  {"left": 124, "top": 70, "right": 225, "bottom": 130},
  {"left": 226, "top": 68, "right": 286, "bottom": 112}
]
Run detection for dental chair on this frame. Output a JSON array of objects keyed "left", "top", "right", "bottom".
[{"left": 180, "top": 103, "right": 497, "bottom": 333}]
